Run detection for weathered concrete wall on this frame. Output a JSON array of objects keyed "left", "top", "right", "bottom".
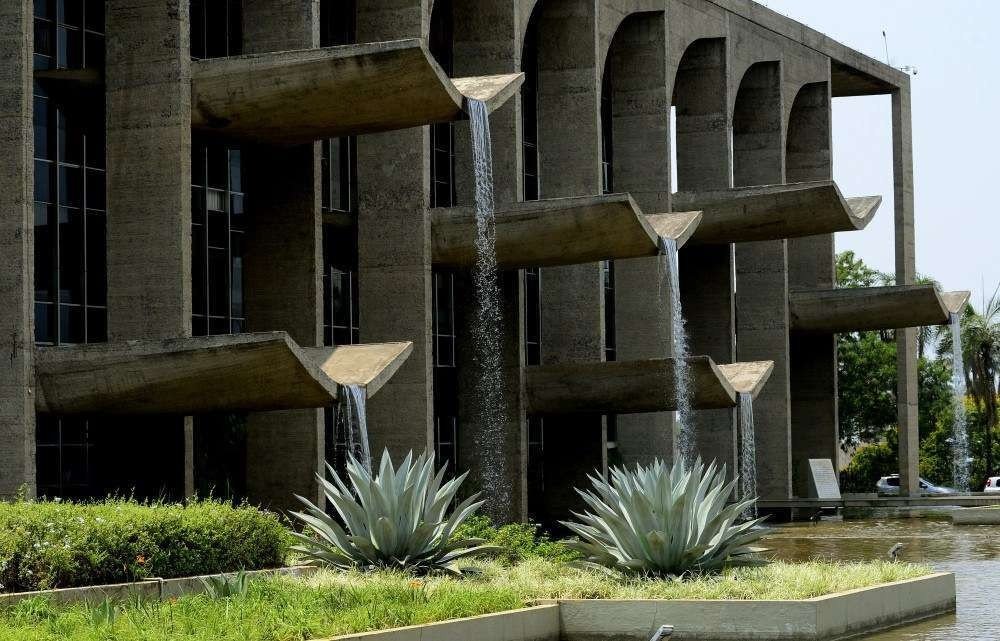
[
  {"left": 892, "top": 85, "right": 919, "bottom": 496},
  {"left": 534, "top": 0, "right": 607, "bottom": 521},
  {"left": 106, "top": 0, "right": 193, "bottom": 495},
  {"left": 241, "top": 0, "right": 325, "bottom": 512},
  {"left": 785, "top": 80, "right": 838, "bottom": 495},
  {"left": 452, "top": 0, "right": 528, "bottom": 522},
  {"left": 605, "top": 11, "right": 675, "bottom": 468},
  {"left": 356, "top": 0, "right": 435, "bottom": 458},
  {"left": 668, "top": 26, "right": 737, "bottom": 476},
  {"left": 0, "top": 0, "right": 35, "bottom": 498},
  {"left": 731, "top": 59, "right": 791, "bottom": 500}
]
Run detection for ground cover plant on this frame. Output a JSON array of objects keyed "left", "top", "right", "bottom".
[
  {"left": 0, "top": 499, "right": 289, "bottom": 593},
  {"left": 0, "top": 559, "right": 931, "bottom": 641}
]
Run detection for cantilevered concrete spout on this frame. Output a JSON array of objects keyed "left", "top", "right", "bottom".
[
  {"left": 674, "top": 181, "right": 880, "bottom": 245},
  {"left": 191, "top": 39, "right": 523, "bottom": 144},
  {"left": 523, "top": 356, "right": 774, "bottom": 415},
  {"left": 34, "top": 332, "right": 412, "bottom": 415},
  {"left": 789, "top": 285, "right": 972, "bottom": 334},
  {"left": 431, "top": 194, "right": 702, "bottom": 268}
]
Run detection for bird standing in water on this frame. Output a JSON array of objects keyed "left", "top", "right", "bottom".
[{"left": 888, "top": 542, "right": 904, "bottom": 561}]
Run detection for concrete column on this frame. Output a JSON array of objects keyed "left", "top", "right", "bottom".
[
  {"left": 534, "top": 0, "right": 606, "bottom": 522},
  {"left": 892, "top": 85, "right": 919, "bottom": 496},
  {"left": 106, "top": 0, "right": 192, "bottom": 496},
  {"left": 606, "top": 12, "right": 675, "bottom": 468},
  {"left": 451, "top": 0, "right": 527, "bottom": 522},
  {"left": 0, "top": 1, "right": 35, "bottom": 498},
  {"left": 356, "top": 1, "right": 435, "bottom": 459},
  {"left": 785, "top": 81, "right": 838, "bottom": 495},
  {"left": 240, "top": 0, "right": 324, "bottom": 512},
  {"left": 672, "top": 37, "right": 737, "bottom": 474},
  {"left": 733, "top": 61, "right": 793, "bottom": 500}
]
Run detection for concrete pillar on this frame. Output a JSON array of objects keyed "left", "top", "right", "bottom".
[
  {"left": 892, "top": 85, "right": 919, "bottom": 496},
  {"left": 451, "top": 0, "right": 528, "bottom": 522},
  {"left": 785, "top": 81, "right": 838, "bottom": 495},
  {"left": 239, "top": 0, "right": 325, "bottom": 512},
  {"left": 534, "top": 0, "right": 606, "bottom": 522},
  {"left": 606, "top": 12, "right": 675, "bottom": 468},
  {"left": 356, "top": 1, "right": 435, "bottom": 460},
  {"left": 0, "top": 0, "right": 35, "bottom": 498},
  {"left": 672, "top": 37, "right": 738, "bottom": 475},
  {"left": 106, "top": 0, "right": 192, "bottom": 496},
  {"left": 732, "top": 61, "right": 793, "bottom": 500}
]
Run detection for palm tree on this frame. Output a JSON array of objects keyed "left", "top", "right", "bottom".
[{"left": 938, "top": 286, "right": 1000, "bottom": 481}]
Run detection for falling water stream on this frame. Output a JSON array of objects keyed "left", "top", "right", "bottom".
[
  {"left": 342, "top": 384, "right": 371, "bottom": 472},
  {"left": 948, "top": 313, "right": 970, "bottom": 492},
  {"left": 738, "top": 391, "right": 758, "bottom": 517},
  {"left": 659, "top": 237, "right": 694, "bottom": 465},
  {"left": 467, "top": 99, "right": 509, "bottom": 516}
]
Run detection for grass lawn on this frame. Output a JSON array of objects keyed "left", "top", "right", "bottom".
[{"left": 0, "top": 559, "right": 930, "bottom": 641}]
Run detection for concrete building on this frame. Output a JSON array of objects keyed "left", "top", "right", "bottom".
[{"left": 1, "top": 0, "right": 966, "bottom": 523}]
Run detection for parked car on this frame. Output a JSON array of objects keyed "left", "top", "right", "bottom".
[
  {"left": 876, "top": 474, "right": 957, "bottom": 496},
  {"left": 984, "top": 477, "right": 1000, "bottom": 493}
]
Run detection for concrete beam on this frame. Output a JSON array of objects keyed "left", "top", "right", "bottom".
[
  {"left": 672, "top": 181, "right": 880, "bottom": 245},
  {"left": 34, "top": 333, "right": 411, "bottom": 415},
  {"left": 789, "top": 286, "right": 971, "bottom": 334},
  {"left": 430, "top": 195, "right": 701, "bottom": 268},
  {"left": 190, "top": 40, "right": 523, "bottom": 144},
  {"left": 524, "top": 357, "right": 774, "bottom": 415}
]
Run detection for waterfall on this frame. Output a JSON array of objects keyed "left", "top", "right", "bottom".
[
  {"left": 342, "top": 384, "right": 371, "bottom": 472},
  {"left": 949, "top": 313, "right": 970, "bottom": 492},
  {"left": 659, "top": 237, "right": 694, "bottom": 466},
  {"left": 738, "top": 391, "right": 758, "bottom": 518},
  {"left": 467, "top": 99, "right": 509, "bottom": 515}
]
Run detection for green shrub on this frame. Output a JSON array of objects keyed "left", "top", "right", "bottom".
[
  {"left": 452, "top": 516, "right": 580, "bottom": 564},
  {"left": 840, "top": 432, "right": 898, "bottom": 493},
  {"left": 0, "top": 499, "right": 290, "bottom": 593}
]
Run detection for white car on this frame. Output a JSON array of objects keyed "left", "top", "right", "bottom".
[
  {"left": 984, "top": 477, "right": 1000, "bottom": 493},
  {"left": 876, "top": 474, "right": 956, "bottom": 496}
]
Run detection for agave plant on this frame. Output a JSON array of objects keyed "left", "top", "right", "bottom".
[
  {"left": 290, "top": 450, "right": 496, "bottom": 575},
  {"left": 561, "top": 458, "right": 768, "bottom": 577}
]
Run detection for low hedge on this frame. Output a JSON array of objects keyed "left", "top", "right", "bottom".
[{"left": 0, "top": 499, "right": 290, "bottom": 593}]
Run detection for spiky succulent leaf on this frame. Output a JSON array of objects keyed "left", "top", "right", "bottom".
[
  {"left": 561, "top": 458, "right": 769, "bottom": 576},
  {"left": 291, "top": 449, "right": 496, "bottom": 575}
]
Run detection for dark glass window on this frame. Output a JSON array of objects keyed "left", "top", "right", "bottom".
[
  {"left": 33, "top": 0, "right": 105, "bottom": 71},
  {"left": 190, "top": 0, "right": 243, "bottom": 60},
  {"left": 600, "top": 68, "right": 614, "bottom": 195},
  {"left": 33, "top": 82, "right": 107, "bottom": 345},
  {"left": 36, "top": 415, "right": 92, "bottom": 499},
  {"left": 432, "top": 271, "right": 458, "bottom": 473},
  {"left": 320, "top": 0, "right": 356, "bottom": 47},
  {"left": 192, "top": 139, "right": 247, "bottom": 336},
  {"left": 428, "top": 0, "right": 455, "bottom": 208},
  {"left": 322, "top": 138, "right": 359, "bottom": 347},
  {"left": 525, "top": 268, "right": 541, "bottom": 366},
  {"left": 603, "top": 259, "right": 616, "bottom": 361},
  {"left": 521, "top": 12, "right": 540, "bottom": 202}
]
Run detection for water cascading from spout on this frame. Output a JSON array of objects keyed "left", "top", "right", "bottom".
[
  {"left": 738, "top": 391, "right": 758, "bottom": 519},
  {"left": 341, "top": 384, "right": 371, "bottom": 472},
  {"left": 949, "top": 312, "right": 970, "bottom": 492},
  {"left": 467, "top": 99, "right": 509, "bottom": 516},
  {"left": 659, "top": 237, "right": 694, "bottom": 466}
]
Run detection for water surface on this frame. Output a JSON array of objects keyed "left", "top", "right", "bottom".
[{"left": 765, "top": 513, "right": 999, "bottom": 640}]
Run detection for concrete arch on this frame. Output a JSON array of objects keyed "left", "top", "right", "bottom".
[
  {"left": 672, "top": 37, "right": 729, "bottom": 191},
  {"left": 785, "top": 81, "right": 831, "bottom": 183},
  {"left": 732, "top": 60, "right": 784, "bottom": 187},
  {"left": 602, "top": 10, "right": 672, "bottom": 470}
]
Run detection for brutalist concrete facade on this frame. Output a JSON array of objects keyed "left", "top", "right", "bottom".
[{"left": 1, "top": 0, "right": 925, "bottom": 520}]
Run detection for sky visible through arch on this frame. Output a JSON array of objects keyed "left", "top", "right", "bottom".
[{"left": 759, "top": 0, "right": 999, "bottom": 309}]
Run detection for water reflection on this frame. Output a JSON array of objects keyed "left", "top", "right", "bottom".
[{"left": 764, "top": 512, "right": 999, "bottom": 640}]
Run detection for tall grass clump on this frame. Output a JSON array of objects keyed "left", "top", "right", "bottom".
[{"left": 0, "top": 499, "right": 289, "bottom": 593}]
